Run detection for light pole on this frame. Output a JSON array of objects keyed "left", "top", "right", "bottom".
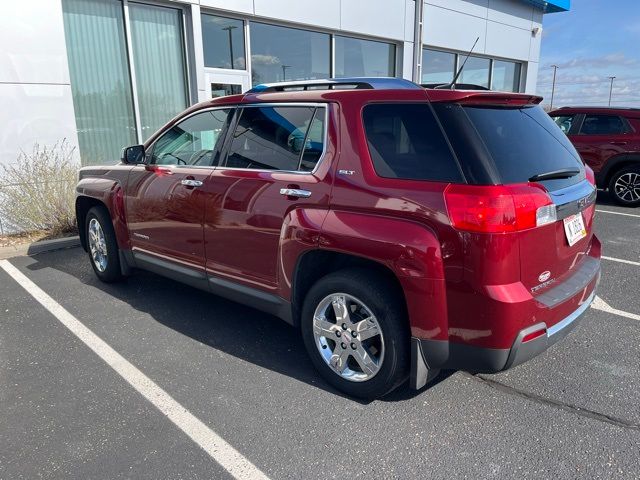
[
  {"left": 222, "top": 25, "right": 237, "bottom": 69},
  {"left": 608, "top": 76, "right": 616, "bottom": 106},
  {"left": 281, "top": 64, "right": 291, "bottom": 81},
  {"left": 550, "top": 64, "right": 559, "bottom": 110}
]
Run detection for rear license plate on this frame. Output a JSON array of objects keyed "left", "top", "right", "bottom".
[{"left": 563, "top": 213, "right": 587, "bottom": 246}]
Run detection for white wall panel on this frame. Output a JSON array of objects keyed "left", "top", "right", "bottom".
[
  {"left": 425, "top": 0, "right": 488, "bottom": 20},
  {"left": 485, "top": 21, "right": 530, "bottom": 60},
  {"left": 0, "top": 0, "right": 70, "bottom": 84},
  {"left": 254, "top": 0, "right": 340, "bottom": 29},
  {"left": 423, "top": 5, "right": 487, "bottom": 53},
  {"left": 404, "top": 0, "right": 415, "bottom": 42},
  {"left": 340, "top": 0, "right": 406, "bottom": 41},
  {"left": 0, "top": 84, "right": 79, "bottom": 166},
  {"left": 199, "top": 0, "right": 254, "bottom": 15},
  {"left": 488, "top": 0, "right": 533, "bottom": 30},
  {"left": 402, "top": 41, "right": 414, "bottom": 80},
  {"left": 524, "top": 60, "right": 539, "bottom": 94}
]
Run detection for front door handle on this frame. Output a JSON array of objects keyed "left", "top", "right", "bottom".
[
  {"left": 610, "top": 141, "right": 628, "bottom": 146},
  {"left": 280, "top": 188, "right": 311, "bottom": 198},
  {"left": 181, "top": 179, "right": 203, "bottom": 187}
]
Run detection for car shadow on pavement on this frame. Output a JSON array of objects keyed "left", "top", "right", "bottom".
[{"left": 25, "top": 248, "right": 441, "bottom": 404}]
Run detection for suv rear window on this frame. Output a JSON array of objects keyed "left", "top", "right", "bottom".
[
  {"left": 432, "top": 103, "right": 584, "bottom": 191},
  {"left": 362, "top": 104, "right": 463, "bottom": 182}
]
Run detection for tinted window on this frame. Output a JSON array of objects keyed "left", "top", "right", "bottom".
[
  {"left": 362, "top": 104, "right": 462, "bottom": 182},
  {"left": 201, "top": 15, "right": 246, "bottom": 69},
  {"left": 249, "top": 23, "right": 330, "bottom": 84},
  {"left": 225, "top": 106, "right": 323, "bottom": 171},
  {"left": 458, "top": 56, "right": 490, "bottom": 89},
  {"left": 492, "top": 60, "right": 521, "bottom": 92},
  {"left": 422, "top": 49, "right": 456, "bottom": 84},
  {"left": 151, "top": 109, "right": 231, "bottom": 166},
  {"left": 436, "top": 104, "right": 583, "bottom": 191},
  {"left": 334, "top": 36, "right": 395, "bottom": 78},
  {"left": 580, "top": 115, "right": 626, "bottom": 135},
  {"left": 551, "top": 115, "right": 575, "bottom": 134}
]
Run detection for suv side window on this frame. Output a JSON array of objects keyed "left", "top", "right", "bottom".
[
  {"left": 552, "top": 115, "right": 575, "bottom": 134},
  {"left": 362, "top": 103, "right": 463, "bottom": 182},
  {"left": 224, "top": 106, "right": 325, "bottom": 171},
  {"left": 150, "top": 108, "right": 232, "bottom": 166},
  {"left": 580, "top": 115, "right": 627, "bottom": 135}
]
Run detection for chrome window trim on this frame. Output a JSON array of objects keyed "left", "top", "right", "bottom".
[{"left": 217, "top": 103, "right": 329, "bottom": 176}]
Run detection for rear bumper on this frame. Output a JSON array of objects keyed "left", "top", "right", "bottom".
[{"left": 410, "top": 282, "right": 598, "bottom": 390}]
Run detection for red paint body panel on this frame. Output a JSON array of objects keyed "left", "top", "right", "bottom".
[{"left": 76, "top": 85, "right": 602, "bottom": 371}]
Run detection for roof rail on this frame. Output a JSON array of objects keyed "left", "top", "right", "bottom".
[{"left": 247, "top": 77, "right": 422, "bottom": 93}]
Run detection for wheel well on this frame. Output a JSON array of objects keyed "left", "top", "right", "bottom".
[
  {"left": 76, "top": 196, "right": 107, "bottom": 251},
  {"left": 291, "top": 250, "right": 408, "bottom": 327},
  {"left": 604, "top": 158, "right": 640, "bottom": 188}
]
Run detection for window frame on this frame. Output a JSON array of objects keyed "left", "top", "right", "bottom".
[
  {"left": 145, "top": 106, "right": 234, "bottom": 169},
  {"left": 217, "top": 102, "right": 329, "bottom": 175}
]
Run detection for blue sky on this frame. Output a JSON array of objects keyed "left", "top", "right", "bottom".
[{"left": 537, "top": 0, "right": 640, "bottom": 108}]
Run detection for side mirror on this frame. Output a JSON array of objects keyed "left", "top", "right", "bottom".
[{"left": 121, "top": 145, "right": 145, "bottom": 164}]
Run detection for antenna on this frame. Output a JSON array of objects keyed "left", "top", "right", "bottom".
[{"left": 437, "top": 37, "right": 480, "bottom": 90}]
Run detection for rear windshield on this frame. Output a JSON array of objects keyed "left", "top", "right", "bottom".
[{"left": 432, "top": 103, "right": 585, "bottom": 191}]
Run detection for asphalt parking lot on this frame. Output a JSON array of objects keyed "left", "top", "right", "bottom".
[{"left": 1, "top": 191, "right": 639, "bottom": 479}]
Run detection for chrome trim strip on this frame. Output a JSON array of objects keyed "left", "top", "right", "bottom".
[{"left": 547, "top": 290, "right": 595, "bottom": 337}]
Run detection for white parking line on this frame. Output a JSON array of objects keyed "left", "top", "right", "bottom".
[
  {"left": 0, "top": 259, "right": 269, "bottom": 480},
  {"left": 596, "top": 209, "right": 640, "bottom": 218},
  {"left": 602, "top": 255, "right": 640, "bottom": 267},
  {"left": 592, "top": 295, "right": 640, "bottom": 322}
]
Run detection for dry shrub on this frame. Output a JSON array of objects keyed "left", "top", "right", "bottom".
[{"left": 0, "top": 140, "right": 79, "bottom": 235}]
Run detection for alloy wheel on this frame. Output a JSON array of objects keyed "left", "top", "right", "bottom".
[
  {"left": 88, "top": 217, "right": 108, "bottom": 272},
  {"left": 312, "top": 293, "right": 385, "bottom": 382},
  {"left": 614, "top": 172, "right": 640, "bottom": 203}
]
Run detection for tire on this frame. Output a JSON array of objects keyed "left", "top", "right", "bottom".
[
  {"left": 608, "top": 165, "right": 640, "bottom": 207},
  {"left": 301, "top": 268, "right": 409, "bottom": 399},
  {"left": 85, "top": 206, "right": 123, "bottom": 283}
]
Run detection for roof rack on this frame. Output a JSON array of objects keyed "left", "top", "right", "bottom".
[
  {"left": 422, "top": 82, "right": 490, "bottom": 91},
  {"left": 247, "top": 77, "right": 422, "bottom": 93}
]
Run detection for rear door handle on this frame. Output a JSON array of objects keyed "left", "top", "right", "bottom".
[
  {"left": 181, "top": 179, "right": 203, "bottom": 187},
  {"left": 280, "top": 188, "right": 312, "bottom": 198},
  {"left": 610, "top": 141, "right": 628, "bottom": 146}
]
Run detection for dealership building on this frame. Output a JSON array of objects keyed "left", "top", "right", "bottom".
[{"left": 1, "top": 0, "right": 569, "bottom": 166}]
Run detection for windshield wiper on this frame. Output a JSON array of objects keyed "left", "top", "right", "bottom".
[{"left": 528, "top": 168, "right": 581, "bottom": 182}]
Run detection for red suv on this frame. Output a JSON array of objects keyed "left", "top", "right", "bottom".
[
  {"left": 76, "top": 79, "right": 601, "bottom": 399},
  {"left": 549, "top": 107, "right": 640, "bottom": 206}
]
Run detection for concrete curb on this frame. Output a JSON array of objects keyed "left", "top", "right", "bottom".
[{"left": 27, "top": 236, "right": 81, "bottom": 256}]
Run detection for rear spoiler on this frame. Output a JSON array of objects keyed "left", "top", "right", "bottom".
[{"left": 425, "top": 90, "right": 543, "bottom": 106}]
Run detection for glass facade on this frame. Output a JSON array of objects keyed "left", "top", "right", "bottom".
[
  {"left": 250, "top": 23, "right": 330, "bottom": 84},
  {"left": 201, "top": 14, "right": 246, "bottom": 69},
  {"left": 334, "top": 36, "right": 395, "bottom": 78},
  {"left": 62, "top": 0, "right": 136, "bottom": 165},
  {"left": 62, "top": 0, "right": 189, "bottom": 164},
  {"left": 421, "top": 49, "right": 456, "bottom": 84},
  {"left": 422, "top": 47, "right": 522, "bottom": 92},
  {"left": 129, "top": 3, "right": 188, "bottom": 141}
]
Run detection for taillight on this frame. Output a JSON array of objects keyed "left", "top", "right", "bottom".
[
  {"left": 585, "top": 165, "right": 596, "bottom": 186},
  {"left": 444, "top": 183, "right": 556, "bottom": 233}
]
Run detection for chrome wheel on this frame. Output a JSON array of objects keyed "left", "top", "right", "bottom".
[
  {"left": 88, "top": 218, "right": 108, "bottom": 272},
  {"left": 312, "top": 293, "right": 384, "bottom": 382},
  {"left": 614, "top": 172, "right": 640, "bottom": 203}
]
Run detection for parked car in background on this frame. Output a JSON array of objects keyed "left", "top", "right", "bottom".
[
  {"left": 76, "top": 79, "right": 601, "bottom": 399},
  {"left": 549, "top": 107, "right": 640, "bottom": 206}
]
